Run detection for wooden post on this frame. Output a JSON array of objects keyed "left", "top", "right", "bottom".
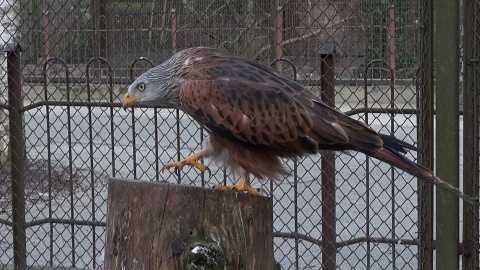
[{"left": 104, "top": 178, "right": 277, "bottom": 270}]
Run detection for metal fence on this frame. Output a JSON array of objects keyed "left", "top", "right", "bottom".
[{"left": 0, "top": 0, "right": 478, "bottom": 269}]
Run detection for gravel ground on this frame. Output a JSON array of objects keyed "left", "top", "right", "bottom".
[{"left": 0, "top": 159, "right": 106, "bottom": 217}]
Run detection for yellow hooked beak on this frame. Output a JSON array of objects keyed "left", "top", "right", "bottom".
[{"left": 122, "top": 92, "right": 144, "bottom": 108}]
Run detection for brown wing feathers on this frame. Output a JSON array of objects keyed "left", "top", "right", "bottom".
[{"left": 175, "top": 48, "right": 477, "bottom": 203}]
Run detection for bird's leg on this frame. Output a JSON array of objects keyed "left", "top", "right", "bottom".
[
  {"left": 215, "top": 172, "right": 260, "bottom": 195},
  {"left": 162, "top": 150, "right": 210, "bottom": 174}
]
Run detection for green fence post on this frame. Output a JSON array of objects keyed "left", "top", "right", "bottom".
[{"left": 434, "top": 1, "right": 460, "bottom": 269}]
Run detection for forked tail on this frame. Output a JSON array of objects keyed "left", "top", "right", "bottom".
[{"left": 370, "top": 147, "right": 478, "bottom": 204}]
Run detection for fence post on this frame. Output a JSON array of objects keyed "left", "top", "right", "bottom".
[
  {"left": 417, "top": 0, "right": 435, "bottom": 268},
  {"left": 319, "top": 43, "right": 337, "bottom": 270},
  {"left": 4, "top": 42, "right": 27, "bottom": 270},
  {"left": 434, "top": 1, "right": 460, "bottom": 269},
  {"left": 104, "top": 179, "right": 277, "bottom": 269},
  {"left": 462, "top": 0, "right": 480, "bottom": 268}
]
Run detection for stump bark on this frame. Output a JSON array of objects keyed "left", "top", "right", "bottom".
[{"left": 104, "top": 178, "right": 277, "bottom": 270}]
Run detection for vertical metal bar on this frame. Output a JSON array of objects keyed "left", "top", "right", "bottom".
[
  {"left": 131, "top": 109, "right": 137, "bottom": 180},
  {"left": 103, "top": 59, "right": 115, "bottom": 270},
  {"left": 268, "top": 58, "right": 300, "bottom": 269},
  {"left": 435, "top": 0, "right": 460, "bottom": 269},
  {"left": 129, "top": 58, "right": 154, "bottom": 180},
  {"left": 200, "top": 128, "right": 204, "bottom": 187},
  {"left": 175, "top": 114, "right": 181, "bottom": 185},
  {"left": 67, "top": 57, "right": 76, "bottom": 267},
  {"left": 129, "top": 59, "right": 137, "bottom": 180},
  {"left": 42, "top": 11, "right": 51, "bottom": 84},
  {"left": 127, "top": 60, "right": 139, "bottom": 181},
  {"left": 98, "top": 0, "right": 107, "bottom": 59},
  {"left": 275, "top": 7, "right": 283, "bottom": 72},
  {"left": 418, "top": 0, "right": 435, "bottom": 267},
  {"left": 319, "top": 44, "right": 337, "bottom": 270},
  {"left": 462, "top": 0, "right": 480, "bottom": 268},
  {"left": 110, "top": 59, "right": 116, "bottom": 179},
  {"left": 293, "top": 160, "right": 299, "bottom": 270},
  {"left": 42, "top": 59, "right": 54, "bottom": 266},
  {"left": 364, "top": 60, "right": 396, "bottom": 268},
  {"left": 86, "top": 58, "right": 97, "bottom": 268},
  {"left": 63, "top": 58, "right": 74, "bottom": 267},
  {"left": 171, "top": 9, "right": 177, "bottom": 54},
  {"left": 363, "top": 64, "right": 371, "bottom": 270},
  {"left": 154, "top": 107, "right": 159, "bottom": 180},
  {"left": 5, "top": 43, "right": 27, "bottom": 270},
  {"left": 388, "top": 64, "right": 396, "bottom": 268},
  {"left": 388, "top": 5, "right": 396, "bottom": 71},
  {"left": 87, "top": 58, "right": 112, "bottom": 268},
  {"left": 171, "top": 8, "right": 181, "bottom": 184}
]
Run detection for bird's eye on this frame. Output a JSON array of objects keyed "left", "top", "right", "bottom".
[{"left": 138, "top": 83, "right": 145, "bottom": 91}]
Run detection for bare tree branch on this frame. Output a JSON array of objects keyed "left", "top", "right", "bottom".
[{"left": 254, "top": 17, "right": 350, "bottom": 57}]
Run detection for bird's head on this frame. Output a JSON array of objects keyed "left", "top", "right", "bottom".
[{"left": 122, "top": 57, "right": 182, "bottom": 109}]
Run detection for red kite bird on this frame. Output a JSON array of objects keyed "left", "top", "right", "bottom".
[{"left": 122, "top": 47, "right": 476, "bottom": 204}]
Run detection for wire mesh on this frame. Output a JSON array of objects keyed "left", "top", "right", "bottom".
[
  {"left": 463, "top": 0, "right": 480, "bottom": 268},
  {"left": 0, "top": 0, "right": 477, "bottom": 269}
]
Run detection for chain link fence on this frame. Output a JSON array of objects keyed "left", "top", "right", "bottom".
[
  {"left": 0, "top": 0, "right": 478, "bottom": 269},
  {"left": 463, "top": 0, "right": 480, "bottom": 269}
]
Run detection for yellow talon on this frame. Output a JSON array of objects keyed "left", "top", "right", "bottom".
[
  {"left": 215, "top": 174, "right": 260, "bottom": 195},
  {"left": 162, "top": 151, "right": 210, "bottom": 174}
]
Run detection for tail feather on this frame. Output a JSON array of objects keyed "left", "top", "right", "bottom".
[
  {"left": 370, "top": 147, "right": 478, "bottom": 204},
  {"left": 378, "top": 133, "right": 423, "bottom": 154}
]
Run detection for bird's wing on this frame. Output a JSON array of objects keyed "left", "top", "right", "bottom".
[{"left": 176, "top": 50, "right": 383, "bottom": 155}]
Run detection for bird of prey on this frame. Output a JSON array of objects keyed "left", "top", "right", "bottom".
[{"left": 122, "top": 47, "right": 476, "bottom": 203}]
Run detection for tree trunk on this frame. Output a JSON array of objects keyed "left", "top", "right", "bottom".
[{"left": 104, "top": 178, "right": 278, "bottom": 270}]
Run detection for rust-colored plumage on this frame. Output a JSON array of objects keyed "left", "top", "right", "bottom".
[{"left": 122, "top": 47, "right": 476, "bottom": 203}]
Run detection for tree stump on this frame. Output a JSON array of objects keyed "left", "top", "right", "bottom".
[{"left": 104, "top": 178, "right": 277, "bottom": 270}]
